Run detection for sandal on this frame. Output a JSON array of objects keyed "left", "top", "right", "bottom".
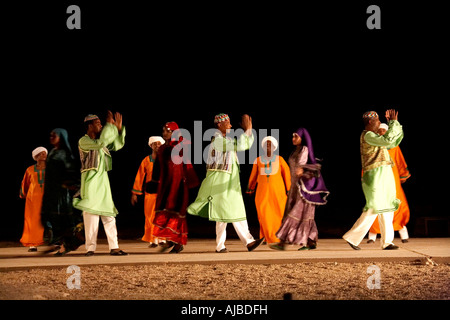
[
  {"left": 54, "top": 250, "right": 69, "bottom": 256},
  {"left": 169, "top": 245, "right": 184, "bottom": 254},
  {"left": 110, "top": 249, "right": 128, "bottom": 256},
  {"left": 269, "top": 243, "right": 286, "bottom": 251},
  {"left": 159, "top": 241, "right": 174, "bottom": 253}
]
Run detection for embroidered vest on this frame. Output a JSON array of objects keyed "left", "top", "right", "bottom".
[
  {"left": 79, "top": 146, "right": 112, "bottom": 173},
  {"left": 360, "top": 130, "right": 392, "bottom": 172},
  {"left": 206, "top": 134, "right": 235, "bottom": 174}
]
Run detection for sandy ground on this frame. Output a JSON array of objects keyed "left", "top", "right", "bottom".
[{"left": 0, "top": 261, "right": 449, "bottom": 300}]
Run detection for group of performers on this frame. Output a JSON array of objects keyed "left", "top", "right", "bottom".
[{"left": 19, "top": 109, "right": 410, "bottom": 255}]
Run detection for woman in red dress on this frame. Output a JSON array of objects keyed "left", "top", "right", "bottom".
[{"left": 152, "top": 122, "right": 199, "bottom": 253}]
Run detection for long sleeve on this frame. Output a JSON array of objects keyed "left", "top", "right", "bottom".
[
  {"left": 108, "top": 126, "right": 126, "bottom": 152},
  {"left": 297, "top": 147, "right": 309, "bottom": 166},
  {"left": 392, "top": 146, "right": 411, "bottom": 182},
  {"left": 20, "top": 167, "right": 31, "bottom": 199},
  {"left": 79, "top": 123, "right": 119, "bottom": 151},
  {"left": 236, "top": 130, "right": 254, "bottom": 152},
  {"left": 212, "top": 130, "right": 254, "bottom": 153},
  {"left": 247, "top": 158, "right": 259, "bottom": 193},
  {"left": 132, "top": 157, "right": 149, "bottom": 195},
  {"left": 364, "top": 120, "right": 403, "bottom": 149}
]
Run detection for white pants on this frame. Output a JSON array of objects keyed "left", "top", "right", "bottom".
[
  {"left": 343, "top": 209, "right": 394, "bottom": 249},
  {"left": 368, "top": 225, "right": 409, "bottom": 241},
  {"left": 216, "top": 221, "right": 255, "bottom": 251},
  {"left": 83, "top": 212, "right": 119, "bottom": 252}
]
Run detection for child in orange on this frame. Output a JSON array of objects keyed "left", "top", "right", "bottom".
[
  {"left": 19, "top": 147, "right": 47, "bottom": 251},
  {"left": 131, "top": 136, "right": 166, "bottom": 247}
]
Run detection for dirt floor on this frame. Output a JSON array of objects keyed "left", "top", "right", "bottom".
[{"left": 0, "top": 261, "right": 449, "bottom": 300}]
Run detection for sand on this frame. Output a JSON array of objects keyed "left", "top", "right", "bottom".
[{"left": 1, "top": 261, "right": 449, "bottom": 300}]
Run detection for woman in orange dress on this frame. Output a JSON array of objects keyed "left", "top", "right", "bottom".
[
  {"left": 131, "top": 136, "right": 166, "bottom": 247},
  {"left": 247, "top": 137, "right": 291, "bottom": 244},
  {"left": 19, "top": 147, "right": 47, "bottom": 251},
  {"left": 367, "top": 124, "right": 411, "bottom": 243}
]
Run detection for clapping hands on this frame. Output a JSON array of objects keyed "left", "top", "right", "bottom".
[
  {"left": 107, "top": 110, "right": 123, "bottom": 132},
  {"left": 385, "top": 109, "right": 398, "bottom": 122}
]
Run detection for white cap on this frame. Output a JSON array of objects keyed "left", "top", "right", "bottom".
[
  {"left": 261, "top": 136, "right": 278, "bottom": 151},
  {"left": 148, "top": 136, "right": 165, "bottom": 147},
  {"left": 379, "top": 123, "right": 389, "bottom": 131},
  {"left": 32, "top": 147, "right": 48, "bottom": 161}
]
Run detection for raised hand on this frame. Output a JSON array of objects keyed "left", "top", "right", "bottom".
[
  {"left": 240, "top": 114, "right": 252, "bottom": 131},
  {"left": 114, "top": 112, "right": 123, "bottom": 132},
  {"left": 385, "top": 109, "right": 398, "bottom": 121},
  {"left": 106, "top": 110, "right": 115, "bottom": 124}
]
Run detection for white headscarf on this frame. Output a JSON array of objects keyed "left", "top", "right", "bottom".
[
  {"left": 32, "top": 147, "right": 48, "bottom": 161},
  {"left": 261, "top": 136, "right": 278, "bottom": 151},
  {"left": 148, "top": 136, "right": 165, "bottom": 147}
]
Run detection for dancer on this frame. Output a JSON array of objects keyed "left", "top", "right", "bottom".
[
  {"left": 41, "top": 128, "right": 83, "bottom": 256},
  {"left": 19, "top": 147, "right": 47, "bottom": 252},
  {"left": 270, "top": 128, "right": 329, "bottom": 251},
  {"left": 152, "top": 122, "right": 199, "bottom": 253},
  {"left": 247, "top": 136, "right": 291, "bottom": 245},
  {"left": 188, "top": 113, "right": 264, "bottom": 253},
  {"left": 131, "top": 136, "right": 166, "bottom": 247},
  {"left": 73, "top": 112, "right": 128, "bottom": 256},
  {"left": 367, "top": 123, "right": 411, "bottom": 243},
  {"left": 343, "top": 109, "right": 403, "bottom": 250}
]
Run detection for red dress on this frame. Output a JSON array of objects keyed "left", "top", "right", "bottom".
[{"left": 152, "top": 140, "right": 199, "bottom": 245}]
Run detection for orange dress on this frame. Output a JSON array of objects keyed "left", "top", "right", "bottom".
[
  {"left": 369, "top": 146, "right": 410, "bottom": 233},
  {"left": 132, "top": 155, "right": 159, "bottom": 243},
  {"left": 247, "top": 155, "right": 291, "bottom": 244},
  {"left": 19, "top": 165, "right": 45, "bottom": 247}
]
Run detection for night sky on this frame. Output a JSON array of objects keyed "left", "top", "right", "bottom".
[{"left": 3, "top": 1, "right": 444, "bottom": 241}]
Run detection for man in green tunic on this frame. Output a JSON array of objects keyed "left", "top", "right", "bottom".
[
  {"left": 188, "top": 113, "right": 264, "bottom": 253},
  {"left": 343, "top": 109, "right": 404, "bottom": 250},
  {"left": 73, "top": 111, "right": 128, "bottom": 256}
]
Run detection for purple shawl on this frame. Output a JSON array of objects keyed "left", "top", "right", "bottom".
[{"left": 295, "top": 128, "right": 330, "bottom": 205}]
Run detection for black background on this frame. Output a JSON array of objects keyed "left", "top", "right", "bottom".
[{"left": 2, "top": 1, "right": 446, "bottom": 241}]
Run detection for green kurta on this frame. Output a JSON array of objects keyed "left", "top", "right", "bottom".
[
  {"left": 73, "top": 123, "right": 126, "bottom": 217},
  {"left": 187, "top": 130, "right": 254, "bottom": 222},
  {"left": 361, "top": 120, "right": 403, "bottom": 214}
]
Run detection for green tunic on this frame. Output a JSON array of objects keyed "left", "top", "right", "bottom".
[
  {"left": 73, "top": 123, "right": 126, "bottom": 217},
  {"left": 361, "top": 120, "right": 403, "bottom": 214},
  {"left": 187, "top": 130, "right": 254, "bottom": 222}
]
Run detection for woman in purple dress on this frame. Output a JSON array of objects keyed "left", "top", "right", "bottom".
[{"left": 270, "top": 128, "right": 329, "bottom": 250}]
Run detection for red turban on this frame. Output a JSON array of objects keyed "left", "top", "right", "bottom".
[{"left": 165, "top": 122, "right": 179, "bottom": 132}]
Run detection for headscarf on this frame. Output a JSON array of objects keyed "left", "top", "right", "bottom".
[
  {"left": 51, "top": 128, "right": 74, "bottom": 158},
  {"left": 32, "top": 147, "right": 48, "bottom": 161},
  {"left": 295, "top": 127, "right": 330, "bottom": 205},
  {"left": 261, "top": 136, "right": 278, "bottom": 151},
  {"left": 148, "top": 136, "right": 165, "bottom": 147},
  {"left": 164, "top": 121, "right": 183, "bottom": 146},
  {"left": 165, "top": 122, "right": 179, "bottom": 132}
]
